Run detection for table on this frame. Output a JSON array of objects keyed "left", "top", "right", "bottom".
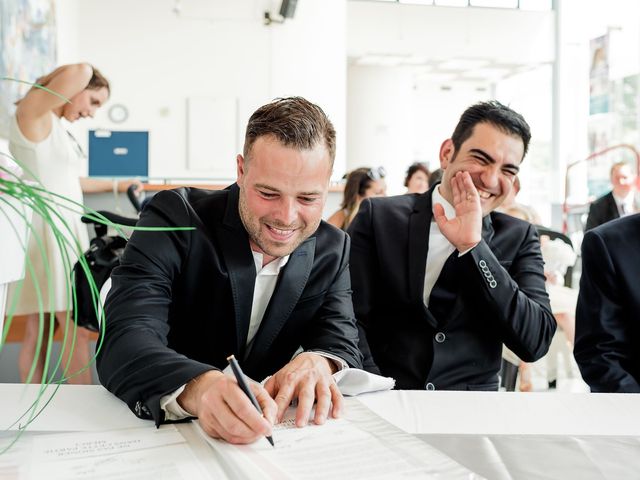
[
  {"left": 359, "top": 390, "right": 640, "bottom": 479},
  {"left": 2, "top": 384, "right": 639, "bottom": 479}
]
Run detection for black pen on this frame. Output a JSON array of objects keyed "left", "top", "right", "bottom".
[{"left": 226, "top": 355, "right": 275, "bottom": 447}]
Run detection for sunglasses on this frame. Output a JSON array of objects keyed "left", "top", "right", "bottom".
[{"left": 366, "top": 167, "right": 386, "bottom": 180}]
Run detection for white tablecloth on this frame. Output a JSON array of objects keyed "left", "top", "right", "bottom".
[{"left": 2, "top": 384, "right": 640, "bottom": 479}]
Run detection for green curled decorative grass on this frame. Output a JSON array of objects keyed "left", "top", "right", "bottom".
[{"left": 0, "top": 77, "right": 194, "bottom": 453}]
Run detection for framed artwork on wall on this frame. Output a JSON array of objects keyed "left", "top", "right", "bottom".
[{"left": 0, "top": 0, "right": 57, "bottom": 140}]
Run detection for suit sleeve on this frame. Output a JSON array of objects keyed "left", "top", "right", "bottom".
[
  {"left": 302, "top": 234, "right": 363, "bottom": 369},
  {"left": 574, "top": 230, "right": 640, "bottom": 392},
  {"left": 346, "top": 199, "right": 382, "bottom": 374},
  {"left": 464, "top": 224, "right": 556, "bottom": 362},
  {"left": 96, "top": 190, "right": 216, "bottom": 425},
  {"left": 585, "top": 202, "right": 601, "bottom": 231}
]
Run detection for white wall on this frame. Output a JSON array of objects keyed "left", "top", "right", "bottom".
[
  {"left": 61, "top": 0, "right": 347, "bottom": 181},
  {"left": 44, "top": 0, "right": 640, "bottom": 207},
  {"left": 347, "top": 2, "right": 554, "bottom": 64},
  {"left": 346, "top": 2, "right": 555, "bottom": 196},
  {"left": 346, "top": 66, "right": 414, "bottom": 195},
  {"left": 495, "top": 65, "right": 553, "bottom": 224},
  {"left": 410, "top": 81, "right": 488, "bottom": 177},
  {"left": 347, "top": 66, "right": 487, "bottom": 196},
  {"left": 55, "top": 0, "right": 79, "bottom": 64}
]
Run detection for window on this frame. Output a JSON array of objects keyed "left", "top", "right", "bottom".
[{"left": 354, "top": 0, "right": 553, "bottom": 11}]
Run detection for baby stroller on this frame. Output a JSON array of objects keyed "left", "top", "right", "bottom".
[{"left": 72, "top": 185, "right": 142, "bottom": 331}]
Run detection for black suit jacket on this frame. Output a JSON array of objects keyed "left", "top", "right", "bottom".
[
  {"left": 348, "top": 188, "right": 555, "bottom": 391},
  {"left": 585, "top": 191, "right": 619, "bottom": 231},
  {"left": 96, "top": 185, "right": 362, "bottom": 424},
  {"left": 574, "top": 213, "right": 640, "bottom": 392}
]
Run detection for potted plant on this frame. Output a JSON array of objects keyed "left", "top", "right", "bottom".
[{"left": 0, "top": 77, "right": 191, "bottom": 452}]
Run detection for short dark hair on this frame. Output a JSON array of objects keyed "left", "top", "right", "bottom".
[
  {"left": 404, "top": 162, "right": 430, "bottom": 187},
  {"left": 243, "top": 96, "right": 336, "bottom": 166},
  {"left": 451, "top": 100, "right": 531, "bottom": 158}
]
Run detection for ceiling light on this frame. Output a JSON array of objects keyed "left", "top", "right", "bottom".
[
  {"left": 470, "top": 0, "right": 518, "bottom": 8},
  {"left": 438, "top": 58, "right": 490, "bottom": 71},
  {"left": 434, "top": 0, "right": 469, "bottom": 7}
]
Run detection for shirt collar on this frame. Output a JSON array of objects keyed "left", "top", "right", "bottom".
[
  {"left": 612, "top": 191, "right": 634, "bottom": 206},
  {"left": 432, "top": 185, "right": 456, "bottom": 220},
  {"left": 251, "top": 250, "right": 290, "bottom": 275}
]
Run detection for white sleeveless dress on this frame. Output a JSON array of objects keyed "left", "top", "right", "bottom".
[{"left": 8, "top": 113, "right": 89, "bottom": 315}]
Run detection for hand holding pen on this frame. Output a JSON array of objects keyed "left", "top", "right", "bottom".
[
  {"left": 227, "top": 355, "right": 275, "bottom": 446},
  {"left": 177, "top": 362, "right": 276, "bottom": 445}
]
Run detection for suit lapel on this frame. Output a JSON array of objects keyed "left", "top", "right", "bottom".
[
  {"left": 409, "top": 189, "right": 439, "bottom": 328},
  {"left": 214, "top": 185, "right": 256, "bottom": 359},
  {"left": 607, "top": 193, "right": 620, "bottom": 219},
  {"left": 409, "top": 190, "right": 433, "bottom": 302},
  {"left": 244, "top": 237, "right": 315, "bottom": 368},
  {"left": 481, "top": 212, "right": 496, "bottom": 247}
]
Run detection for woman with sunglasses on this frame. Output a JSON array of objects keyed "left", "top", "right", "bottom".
[
  {"left": 9, "top": 63, "right": 140, "bottom": 384},
  {"left": 327, "top": 167, "right": 387, "bottom": 230}
]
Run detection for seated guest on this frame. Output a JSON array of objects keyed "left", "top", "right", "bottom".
[
  {"left": 327, "top": 167, "right": 386, "bottom": 230},
  {"left": 404, "top": 162, "right": 430, "bottom": 194},
  {"left": 97, "top": 97, "right": 363, "bottom": 444},
  {"left": 585, "top": 161, "right": 637, "bottom": 231},
  {"left": 348, "top": 101, "right": 556, "bottom": 391},
  {"left": 574, "top": 213, "right": 640, "bottom": 392}
]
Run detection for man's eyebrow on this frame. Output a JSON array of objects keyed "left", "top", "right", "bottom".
[
  {"left": 254, "top": 183, "right": 323, "bottom": 196},
  {"left": 469, "top": 148, "right": 520, "bottom": 172},
  {"left": 254, "top": 183, "right": 279, "bottom": 192},
  {"left": 469, "top": 148, "right": 495, "bottom": 163}
]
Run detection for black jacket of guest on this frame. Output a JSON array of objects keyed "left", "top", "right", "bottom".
[
  {"left": 585, "top": 191, "right": 619, "bottom": 231},
  {"left": 348, "top": 188, "right": 556, "bottom": 391},
  {"left": 575, "top": 213, "right": 640, "bottom": 392},
  {"left": 97, "top": 185, "right": 363, "bottom": 424}
]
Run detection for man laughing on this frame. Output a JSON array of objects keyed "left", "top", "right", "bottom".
[{"left": 349, "top": 101, "right": 555, "bottom": 391}]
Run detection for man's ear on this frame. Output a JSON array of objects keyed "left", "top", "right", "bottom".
[
  {"left": 439, "top": 139, "right": 454, "bottom": 169},
  {"left": 236, "top": 154, "right": 246, "bottom": 185}
]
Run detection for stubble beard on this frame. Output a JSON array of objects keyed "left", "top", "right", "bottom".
[{"left": 238, "top": 191, "right": 318, "bottom": 258}]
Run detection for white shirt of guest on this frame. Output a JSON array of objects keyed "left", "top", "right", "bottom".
[
  {"left": 423, "top": 186, "right": 458, "bottom": 307},
  {"left": 247, "top": 252, "right": 290, "bottom": 349},
  {"left": 160, "top": 251, "right": 289, "bottom": 420},
  {"left": 613, "top": 192, "right": 635, "bottom": 217}
]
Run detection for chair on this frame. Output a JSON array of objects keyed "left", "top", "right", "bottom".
[
  {"left": 500, "top": 226, "right": 577, "bottom": 391},
  {"left": 500, "top": 357, "right": 519, "bottom": 392},
  {"left": 535, "top": 226, "right": 574, "bottom": 287}
]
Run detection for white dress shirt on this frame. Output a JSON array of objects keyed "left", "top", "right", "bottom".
[
  {"left": 423, "top": 186, "right": 476, "bottom": 308},
  {"left": 160, "top": 251, "right": 288, "bottom": 419},
  {"left": 246, "top": 252, "right": 290, "bottom": 350},
  {"left": 613, "top": 192, "right": 636, "bottom": 217},
  {"left": 423, "top": 186, "right": 457, "bottom": 307}
]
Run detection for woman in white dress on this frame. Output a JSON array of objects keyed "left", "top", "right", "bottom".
[{"left": 9, "top": 63, "right": 138, "bottom": 384}]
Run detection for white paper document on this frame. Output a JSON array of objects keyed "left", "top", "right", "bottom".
[
  {"left": 27, "top": 425, "right": 212, "bottom": 480},
  {"left": 195, "top": 399, "right": 482, "bottom": 479}
]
